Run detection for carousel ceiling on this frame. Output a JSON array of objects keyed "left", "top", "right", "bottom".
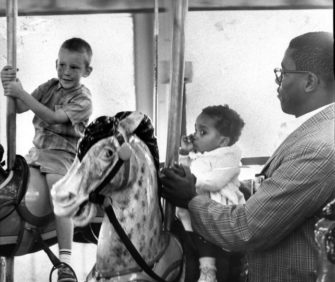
[{"left": 0, "top": 0, "right": 333, "bottom": 16}]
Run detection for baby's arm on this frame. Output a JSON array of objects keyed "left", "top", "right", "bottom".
[
  {"left": 195, "top": 166, "right": 240, "bottom": 193},
  {"left": 191, "top": 149, "right": 242, "bottom": 193}
]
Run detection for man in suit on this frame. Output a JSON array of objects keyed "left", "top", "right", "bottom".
[{"left": 159, "top": 31, "right": 334, "bottom": 282}]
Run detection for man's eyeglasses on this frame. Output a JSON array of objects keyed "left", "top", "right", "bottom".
[{"left": 274, "top": 68, "right": 311, "bottom": 84}]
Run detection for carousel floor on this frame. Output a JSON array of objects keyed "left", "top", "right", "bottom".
[{"left": 14, "top": 242, "right": 96, "bottom": 281}]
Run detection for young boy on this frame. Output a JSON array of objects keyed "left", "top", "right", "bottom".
[
  {"left": 178, "top": 104, "right": 245, "bottom": 282},
  {"left": 1, "top": 37, "right": 93, "bottom": 282}
]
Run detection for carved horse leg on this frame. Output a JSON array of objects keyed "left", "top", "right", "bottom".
[{"left": 0, "top": 257, "right": 14, "bottom": 282}]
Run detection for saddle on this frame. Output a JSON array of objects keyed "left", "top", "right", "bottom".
[
  {"left": 0, "top": 150, "right": 55, "bottom": 257},
  {"left": 0, "top": 144, "right": 102, "bottom": 257},
  {"left": 0, "top": 153, "right": 29, "bottom": 222}
]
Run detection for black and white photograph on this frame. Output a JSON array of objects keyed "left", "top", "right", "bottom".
[{"left": 0, "top": 1, "right": 333, "bottom": 281}]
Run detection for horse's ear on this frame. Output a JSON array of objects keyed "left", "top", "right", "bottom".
[
  {"left": 118, "top": 112, "right": 145, "bottom": 136},
  {"left": 116, "top": 111, "right": 160, "bottom": 171},
  {"left": 118, "top": 143, "right": 132, "bottom": 161}
]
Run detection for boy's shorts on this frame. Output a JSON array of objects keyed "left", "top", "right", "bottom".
[{"left": 25, "top": 147, "right": 75, "bottom": 176}]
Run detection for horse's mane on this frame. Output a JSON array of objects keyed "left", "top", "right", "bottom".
[
  {"left": 115, "top": 111, "right": 160, "bottom": 172},
  {"left": 77, "top": 112, "right": 160, "bottom": 172},
  {"left": 114, "top": 112, "right": 164, "bottom": 221}
]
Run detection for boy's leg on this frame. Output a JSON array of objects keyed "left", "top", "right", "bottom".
[{"left": 46, "top": 173, "right": 76, "bottom": 282}]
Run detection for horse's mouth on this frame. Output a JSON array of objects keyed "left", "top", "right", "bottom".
[
  {"left": 75, "top": 200, "right": 89, "bottom": 218},
  {"left": 72, "top": 199, "right": 97, "bottom": 227}
]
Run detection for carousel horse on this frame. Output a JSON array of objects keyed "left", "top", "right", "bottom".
[
  {"left": 0, "top": 145, "right": 102, "bottom": 258},
  {"left": 315, "top": 198, "right": 335, "bottom": 282},
  {"left": 51, "top": 111, "right": 184, "bottom": 282}
]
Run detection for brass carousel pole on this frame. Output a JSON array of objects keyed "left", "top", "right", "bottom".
[
  {"left": 153, "top": 0, "right": 159, "bottom": 130},
  {"left": 163, "top": 0, "right": 188, "bottom": 231},
  {"left": 6, "top": 0, "right": 17, "bottom": 170},
  {"left": 0, "top": 1, "right": 17, "bottom": 282}
]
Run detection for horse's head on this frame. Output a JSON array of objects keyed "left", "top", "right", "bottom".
[
  {"left": 51, "top": 111, "right": 160, "bottom": 227},
  {"left": 51, "top": 112, "right": 183, "bottom": 280}
]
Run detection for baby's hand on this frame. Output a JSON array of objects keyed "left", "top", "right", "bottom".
[{"left": 180, "top": 134, "right": 194, "bottom": 154}]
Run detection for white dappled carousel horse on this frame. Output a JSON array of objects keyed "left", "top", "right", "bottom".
[{"left": 51, "top": 112, "right": 183, "bottom": 282}]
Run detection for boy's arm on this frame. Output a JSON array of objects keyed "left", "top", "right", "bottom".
[
  {"left": 1, "top": 66, "right": 27, "bottom": 112},
  {"left": 14, "top": 99, "right": 30, "bottom": 113},
  {"left": 5, "top": 79, "right": 69, "bottom": 124}
]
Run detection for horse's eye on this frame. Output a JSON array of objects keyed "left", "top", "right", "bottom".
[{"left": 104, "top": 149, "right": 114, "bottom": 159}]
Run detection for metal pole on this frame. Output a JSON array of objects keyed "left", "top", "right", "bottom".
[
  {"left": 0, "top": 257, "right": 14, "bottom": 282},
  {"left": 153, "top": 0, "right": 159, "bottom": 130},
  {"left": 1, "top": 1, "right": 18, "bottom": 281},
  {"left": 163, "top": 0, "right": 188, "bottom": 231},
  {"left": 0, "top": 257, "right": 5, "bottom": 282},
  {"left": 6, "top": 0, "right": 17, "bottom": 170}
]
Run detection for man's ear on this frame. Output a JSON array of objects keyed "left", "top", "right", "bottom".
[
  {"left": 305, "top": 72, "right": 319, "bottom": 93},
  {"left": 55, "top": 59, "right": 58, "bottom": 70},
  {"left": 83, "top": 66, "right": 93, "bottom": 78}
]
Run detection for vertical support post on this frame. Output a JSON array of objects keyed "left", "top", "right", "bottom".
[
  {"left": 2, "top": 1, "right": 18, "bottom": 281},
  {"left": 163, "top": 0, "right": 188, "bottom": 231},
  {"left": 0, "top": 257, "right": 14, "bottom": 282},
  {"left": 153, "top": 0, "right": 159, "bottom": 130},
  {"left": 6, "top": 258, "right": 13, "bottom": 282},
  {"left": 0, "top": 257, "right": 5, "bottom": 282},
  {"left": 6, "top": 0, "right": 17, "bottom": 170}
]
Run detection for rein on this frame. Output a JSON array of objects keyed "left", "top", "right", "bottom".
[{"left": 87, "top": 134, "right": 177, "bottom": 282}]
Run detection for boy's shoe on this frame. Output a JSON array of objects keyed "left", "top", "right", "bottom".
[
  {"left": 58, "top": 265, "right": 77, "bottom": 282},
  {"left": 198, "top": 266, "right": 217, "bottom": 282}
]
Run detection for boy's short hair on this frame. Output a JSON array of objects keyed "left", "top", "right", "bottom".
[
  {"left": 60, "top": 37, "right": 93, "bottom": 66},
  {"left": 201, "top": 104, "right": 245, "bottom": 146}
]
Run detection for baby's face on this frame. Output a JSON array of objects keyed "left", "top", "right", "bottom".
[
  {"left": 193, "top": 113, "right": 226, "bottom": 153},
  {"left": 56, "top": 48, "right": 91, "bottom": 89}
]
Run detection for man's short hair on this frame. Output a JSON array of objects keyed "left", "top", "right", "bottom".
[
  {"left": 289, "top": 31, "right": 334, "bottom": 84},
  {"left": 201, "top": 104, "right": 245, "bottom": 146}
]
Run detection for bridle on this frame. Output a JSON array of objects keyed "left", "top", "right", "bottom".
[{"left": 88, "top": 131, "right": 129, "bottom": 201}]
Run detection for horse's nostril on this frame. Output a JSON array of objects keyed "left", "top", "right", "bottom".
[
  {"left": 68, "top": 192, "right": 76, "bottom": 201},
  {"left": 53, "top": 190, "right": 76, "bottom": 203}
]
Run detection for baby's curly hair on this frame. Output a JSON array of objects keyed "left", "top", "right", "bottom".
[{"left": 201, "top": 105, "right": 245, "bottom": 146}]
